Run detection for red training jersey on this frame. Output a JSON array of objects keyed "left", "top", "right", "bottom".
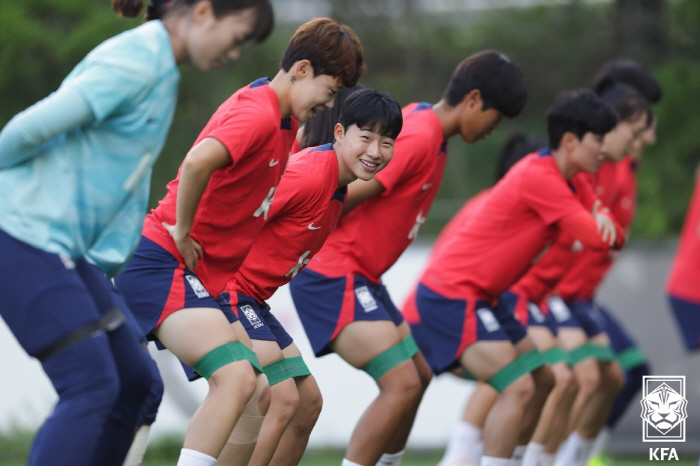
[
  {"left": 142, "top": 78, "right": 298, "bottom": 297},
  {"left": 556, "top": 156, "right": 637, "bottom": 300},
  {"left": 420, "top": 149, "right": 623, "bottom": 303},
  {"left": 225, "top": 144, "right": 346, "bottom": 303},
  {"left": 666, "top": 171, "right": 700, "bottom": 303},
  {"left": 307, "top": 102, "right": 447, "bottom": 284}
]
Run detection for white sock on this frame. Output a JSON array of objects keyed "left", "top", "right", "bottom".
[
  {"left": 555, "top": 432, "right": 594, "bottom": 466},
  {"left": 538, "top": 453, "right": 555, "bottom": 466},
  {"left": 342, "top": 459, "right": 364, "bottom": 466},
  {"left": 481, "top": 456, "right": 510, "bottom": 466},
  {"left": 588, "top": 427, "right": 610, "bottom": 458},
  {"left": 122, "top": 425, "right": 151, "bottom": 466},
  {"left": 376, "top": 450, "right": 405, "bottom": 466},
  {"left": 176, "top": 448, "right": 216, "bottom": 466},
  {"left": 553, "top": 433, "right": 573, "bottom": 466},
  {"left": 521, "top": 442, "right": 544, "bottom": 466},
  {"left": 510, "top": 445, "right": 527, "bottom": 466},
  {"left": 440, "top": 420, "right": 482, "bottom": 465}
]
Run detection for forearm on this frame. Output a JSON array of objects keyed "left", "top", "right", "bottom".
[
  {"left": 0, "top": 87, "right": 93, "bottom": 167},
  {"left": 558, "top": 210, "right": 625, "bottom": 250},
  {"left": 175, "top": 154, "right": 218, "bottom": 236}
]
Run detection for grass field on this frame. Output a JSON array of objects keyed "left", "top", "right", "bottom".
[{"left": 1, "top": 430, "right": 695, "bottom": 465}]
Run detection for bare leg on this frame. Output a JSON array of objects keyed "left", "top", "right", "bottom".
[
  {"left": 154, "top": 308, "right": 257, "bottom": 459},
  {"left": 333, "top": 321, "right": 423, "bottom": 466},
  {"left": 513, "top": 337, "right": 554, "bottom": 445},
  {"left": 572, "top": 335, "right": 625, "bottom": 440},
  {"left": 460, "top": 341, "right": 535, "bottom": 459},
  {"left": 218, "top": 337, "right": 292, "bottom": 466},
  {"left": 269, "top": 343, "right": 323, "bottom": 466}
]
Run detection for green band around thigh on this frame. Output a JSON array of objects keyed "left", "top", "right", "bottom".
[
  {"left": 401, "top": 334, "right": 420, "bottom": 359},
  {"left": 461, "top": 368, "right": 477, "bottom": 380},
  {"left": 519, "top": 348, "right": 547, "bottom": 373},
  {"left": 193, "top": 342, "right": 262, "bottom": 379},
  {"left": 568, "top": 343, "right": 616, "bottom": 365},
  {"left": 363, "top": 338, "right": 414, "bottom": 381},
  {"left": 263, "top": 356, "right": 312, "bottom": 386},
  {"left": 616, "top": 347, "right": 646, "bottom": 371},
  {"left": 542, "top": 347, "right": 569, "bottom": 366},
  {"left": 488, "top": 358, "right": 530, "bottom": 393}
]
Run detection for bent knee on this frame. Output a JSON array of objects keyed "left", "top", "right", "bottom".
[
  {"left": 379, "top": 363, "right": 422, "bottom": 401},
  {"left": 270, "top": 379, "right": 301, "bottom": 421},
  {"left": 602, "top": 363, "right": 625, "bottom": 394},
  {"left": 574, "top": 363, "right": 600, "bottom": 395},
  {"left": 534, "top": 365, "right": 556, "bottom": 394},
  {"left": 501, "top": 373, "right": 535, "bottom": 404},
  {"left": 209, "top": 360, "right": 258, "bottom": 400}
]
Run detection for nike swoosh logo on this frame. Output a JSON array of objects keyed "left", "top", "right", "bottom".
[
  {"left": 308, "top": 223, "right": 321, "bottom": 230},
  {"left": 422, "top": 183, "right": 432, "bottom": 190},
  {"left": 269, "top": 159, "right": 279, "bottom": 167}
]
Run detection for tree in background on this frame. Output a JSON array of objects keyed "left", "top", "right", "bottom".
[{"left": 1, "top": 0, "right": 698, "bottom": 237}]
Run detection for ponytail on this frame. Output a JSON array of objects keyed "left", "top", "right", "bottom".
[
  {"left": 111, "top": 0, "right": 145, "bottom": 18},
  {"left": 111, "top": 0, "right": 173, "bottom": 20}
]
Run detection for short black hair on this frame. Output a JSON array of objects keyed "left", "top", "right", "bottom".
[
  {"left": 338, "top": 88, "right": 403, "bottom": 140},
  {"left": 593, "top": 59, "right": 662, "bottom": 104},
  {"left": 495, "top": 132, "right": 546, "bottom": 181},
  {"left": 596, "top": 78, "right": 651, "bottom": 126},
  {"left": 546, "top": 90, "right": 618, "bottom": 150},
  {"left": 442, "top": 50, "right": 527, "bottom": 119},
  {"left": 300, "top": 84, "right": 364, "bottom": 149}
]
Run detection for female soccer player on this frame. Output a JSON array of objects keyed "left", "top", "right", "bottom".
[
  {"left": 290, "top": 50, "right": 527, "bottom": 466},
  {"left": 115, "top": 17, "right": 365, "bottom": 466},
  {"left": 0, "top": 1, "right": 273, "bottom": 465},
  {"left": 220, "top": 87, "right": 402, "bottom": 466}
]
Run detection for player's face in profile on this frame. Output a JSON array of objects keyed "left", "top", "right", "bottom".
[
  {"left": 186, "top": 6, "right": 258, "bottom": 71},
  {"left": 602, "top": 111, "right": 648, "bottom": 162},
  {"left": 459, "top": 107, "right": 502, "bottom": 144},
  {"left": 291, "top": 70, "right": 344, "bottom": 123},
  {"left": 335, "top": 124, "right": 395, "bottom": 181},
  {"left": 630, "top": 117, "right": 657, "bottom": 158},
  {"left": 572, "top": 132, "right": 606, "bottom": 173}
]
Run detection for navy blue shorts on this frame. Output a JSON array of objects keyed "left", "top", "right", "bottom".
[
  {"left": 594, "top": 303, "right": 637, "bottom": 354},
  {"left": 567, "top": 299, "right": 606, "bottom": 338},
  {"left": 492, "top": 292, "right": 529, "bottom": 344},
  {"left": 404, "top": 282, "right": 511, "bottom": 375},
  {"left": 289, "top": 268, "right": 404, "bottom": 357},
  {"left": 546, "top": 296, "right": 603, "bottom": 337},
  {"left": 226, "top": 293, "right": 293, "bottom": 350},
  {"left": 668, "top": 294, "right": 700, "bottom": 352},
  {"left": 114, "top": 236, "right": 227, "bottom": 341},
  {"left": 0, "top": 228, "right": 120, "bottom": 357}
]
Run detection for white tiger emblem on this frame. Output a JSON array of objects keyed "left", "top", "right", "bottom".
[{"left": 640, "top": 383, "right": 688, "bottom": 434}]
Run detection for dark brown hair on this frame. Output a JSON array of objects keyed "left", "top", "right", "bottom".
[
  {"left": 280, "top": 18, "right": 365, "bottom": 89},
  {"left": 112, "top": 0, "right": 273, "bottom": 43},
  {"left": 443, "top": 50, "right": 526, "bottom": 119}
]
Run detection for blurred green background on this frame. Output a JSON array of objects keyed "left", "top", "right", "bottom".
[{"left": 1, "top": 0, "right": 699, "bottom": 238}]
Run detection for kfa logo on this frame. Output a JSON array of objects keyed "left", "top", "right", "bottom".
[
  {"left": 649, "top": 448, "right": 679, "bottom": 461},
  {"left": 240, "top": 305, "right": 264, "bottom": 329},
  {"left": 641, "top": 375, "right": 687, "bottom": 442},
  {"left": 355, "top": 286, "right": 378, "bottom": 312},
  {"left": 185, "top": 275, "right": 210, "bottom": 298}
]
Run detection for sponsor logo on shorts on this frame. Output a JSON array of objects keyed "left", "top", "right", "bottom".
[
  {"left": 548, "top": 297, "right": 571, "bottom": 322},
  {"left": 476, "top": 308, "right": 500, "bottom": 332},
  {"left": 355, "top": 286, "right": 378, "bottom": 312},
  {"left": 240, "top": 304, "right": 264, "bottom": 329},
  {"left": 185, "top": 275, "right": 210, "bottom": 298},
  {"left": 527, "top": 302, "right": 546, "bottom": 323},
  {"left": 641, "top": 375, "right": 687, "bottom": 442}
]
